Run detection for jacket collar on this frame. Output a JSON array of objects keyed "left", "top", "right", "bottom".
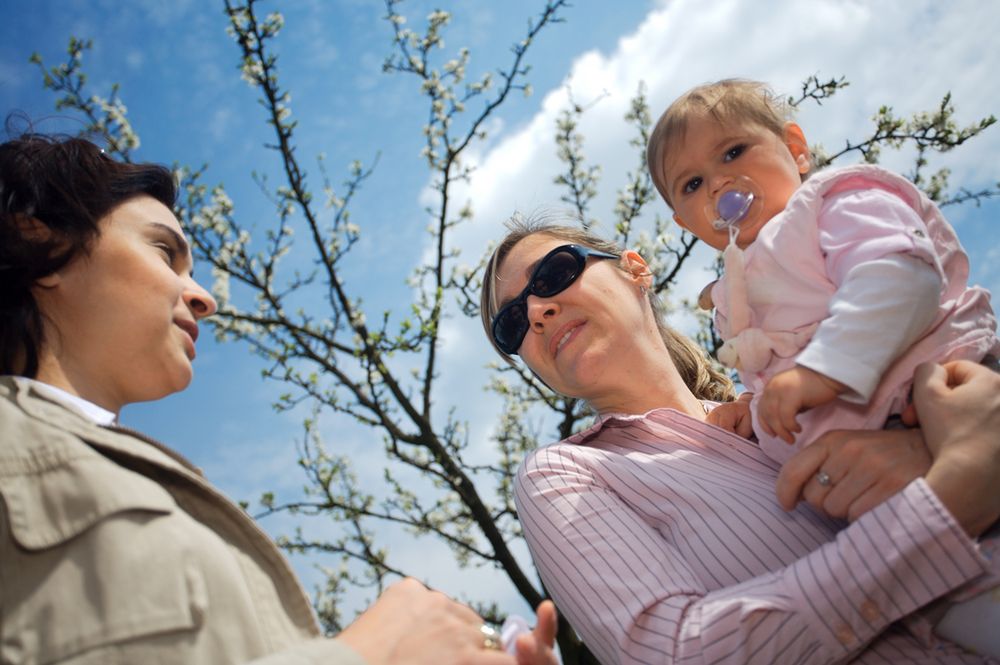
[{"left": 2, "top": 375, "right": 203, "bottom": 477}]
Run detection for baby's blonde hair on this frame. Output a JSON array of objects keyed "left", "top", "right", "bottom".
[{"left": 646, "top": 79, "right": 796, "bottom": 208}]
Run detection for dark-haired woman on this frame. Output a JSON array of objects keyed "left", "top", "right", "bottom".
[{"left": 0, "top": 134, "right": 557, "bottom": 665}]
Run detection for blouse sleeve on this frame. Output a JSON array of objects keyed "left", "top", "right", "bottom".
[{"left": 515, "top": 445, "right": 988, "bottom": 665}]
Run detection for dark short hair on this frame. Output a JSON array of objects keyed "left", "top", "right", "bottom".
[{"left": 0, "top": 133, "right": 177, "bottom": 376}]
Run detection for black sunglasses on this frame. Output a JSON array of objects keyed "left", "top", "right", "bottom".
[{"left": 491, "top": 244, "right": 619, "bottom": 355}]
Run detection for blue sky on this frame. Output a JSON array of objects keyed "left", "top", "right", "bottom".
[{"left": 4, "top": 0, "right": 1000, "bottom": 624}]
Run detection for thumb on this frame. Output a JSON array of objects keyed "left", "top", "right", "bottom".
[
  {"left": 534, "top": 600, "right": 557, "bottom": 648},
  {"left": 911, "top": 362, "right": 948, "bottom": 408},
  {"left": 903, "top": 362, "right": 946, "bottom": 426}
]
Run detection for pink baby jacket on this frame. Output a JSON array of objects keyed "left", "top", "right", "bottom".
[{"left": 711, "top": 164, "right": 999, "bottom": 463}]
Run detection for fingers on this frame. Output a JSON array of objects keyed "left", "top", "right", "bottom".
[
  {"left": 911, "top": 361, "right": 949, "bottom": 399},
  {"left": 807, "top": 463, "right": 884, "bottom": 520},
  {"left": 514, "top": 602, "right": 558, "bottom": 665},
  {"left": 799, "top": 465, "right": 843, "bottom": 513},
  {"left": 534, "top": 601, "right": 557, "bottom": 648},
  {"left": 707, "top": 401, "right": 758, "bottom": 440},
  {"left": 776, "top": 398, "right": 802, "bottom": 443},
  {"left": 756, "top": 396, "right": 775, "bottom": 438},
  {"left": 707, "top": 403, "right": 748, "bottom": 437},
  {"left": 775, "top": 440, "right": 829, "bottom": 510},
  {"left": 899, "top": 401, "right": 918, "bottom": 427},
  {"left": 907, "top": 360, "right": 946, "bottom": 425},
  {"left": 705, "top": 406, "right": 732, "bottom": 430},
  {"left": 783, "top": 428, "right": 931, "bottom": 521},
  {"left": 757, "top": 388, "right": 801, "bottom": 444},
  {"left": 341, "top": 577, "right": 516, "bottom": 665},
  {"left": 845, "top": 484, "right": 901, "bottom": 523},
  {"left": 758, "top": 400, "right": 797, "bottom": 444},
  {"left": 938, "top": 359, "right": 981, "bottom": 387},
  {"left": 734, "top": 409, "right": 755, "bottom": 439}
]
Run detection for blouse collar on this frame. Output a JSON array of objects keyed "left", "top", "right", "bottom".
[
  {"left": 564, "top": 400, "right": 716, "bottom": 445},
  {"left": 22, "top": 378, "right": 117, "bottom": 426}
]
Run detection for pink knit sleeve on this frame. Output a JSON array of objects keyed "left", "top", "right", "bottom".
[{"left": 817, "top": 187, "right": 942, "bottom": 286}]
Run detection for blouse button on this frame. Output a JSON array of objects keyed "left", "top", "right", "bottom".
[
  {"left": 835, "top": 623, "right": 856, "bottom": 645},
  {"left": 860, "top": 600, "right": 880, "bottom": 623}
]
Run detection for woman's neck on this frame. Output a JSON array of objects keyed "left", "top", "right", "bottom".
[
  {"left": 588, "top": 361, "right": 707, "bottom": 420},
  {"left": 34, "top": 355, "right": 123, "bottom": 416}
]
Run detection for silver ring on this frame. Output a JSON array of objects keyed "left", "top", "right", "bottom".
[
  {"left": 480, "top": 624, "right": 502, "bottom": 651},
  {"left": 816, "top": 470, "right": 832, "bottom": 487}
]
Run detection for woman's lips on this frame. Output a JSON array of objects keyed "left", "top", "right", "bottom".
[
  {"left": 551, "top": 320, "right": 584, "bottom": 358},
  {"left": 175, "top": 320, "right": 199, "bottom": 359}
]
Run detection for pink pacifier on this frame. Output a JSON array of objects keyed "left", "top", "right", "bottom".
[{"left": 708, "top": 176, "right": 762, "bottom": 232}]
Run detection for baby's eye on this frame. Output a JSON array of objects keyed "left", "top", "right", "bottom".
[
  {"left": 682, "top": 177, "right": 702, "bottom": 195},
  {"left": 724, "top": 144, "right": 746, "bottom": 161}
]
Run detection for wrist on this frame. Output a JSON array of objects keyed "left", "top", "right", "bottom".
[
  {"left": 813, "top": 370, "right": 847, "bottom": 395},
  {"left": 926, "top": 449, "right": 1000, "bottom": 537}
]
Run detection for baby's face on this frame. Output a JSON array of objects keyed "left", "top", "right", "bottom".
[{"left": 660, "top": 114, "right": 810, "bottom": 250}]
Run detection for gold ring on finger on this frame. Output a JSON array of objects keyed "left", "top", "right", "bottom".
[{"left": 480, "top": 624, "right": 502, "bottom": 651}]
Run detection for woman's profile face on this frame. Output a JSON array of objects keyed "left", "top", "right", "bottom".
[
  {"left": 35, "top": 195, "right": 217, "bottom": 411},
  {"left": 493, "top": 233, "right": 647, "bottom": 403}
]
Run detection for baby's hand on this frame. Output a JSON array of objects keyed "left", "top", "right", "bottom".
[
  {"left": 697, "top": 280, "right": 717, "bottom": 311},
  {"left": 757, "top": 366, "right": 845, "bottom": 444},
  {"left": 706, "top": 392, "right": 754, "bottom": 439}
]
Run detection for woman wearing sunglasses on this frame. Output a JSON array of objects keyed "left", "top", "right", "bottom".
[
  {"left": 480, "top": 216, "right": 1000, "bottom": 665},
  {"left": 0, "top": 133, "right": 560, "bottom": 665}
]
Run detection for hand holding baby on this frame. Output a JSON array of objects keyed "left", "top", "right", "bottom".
[{"left": 756, "top": 366, "right": 846, "bottom": 444}]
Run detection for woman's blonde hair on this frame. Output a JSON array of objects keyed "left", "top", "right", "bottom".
[
  {"left": 480, "top": 213, "right": 735, "bottom": 402},
  {"left": 646, "top": 79, "right": 797, "bottom": 208}
]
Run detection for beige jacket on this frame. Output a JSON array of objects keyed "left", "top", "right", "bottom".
[{"left": 0, "top": 376, "right": 366, "bottom": 665}]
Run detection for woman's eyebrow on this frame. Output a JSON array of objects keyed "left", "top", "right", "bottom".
[
  {"left": 149, "top": 222, "right": 190, "bottom": 255},
  {"left": 521, "top": 257, "right": 544, "bottom": 281},
  {"left": 495, "top": 257, "right": 543, "bottom": 310},
  {"left": 149, "top": 222, "right": 196, "bottom": 273}
]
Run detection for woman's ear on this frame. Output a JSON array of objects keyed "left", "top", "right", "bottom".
[
  {"left": 783, "top": 122, "right": 812, "bottom": 175},
  {"left": 620, "top": 250, "right": 653, "bottom": 289},
  {"left": 16, "top": 215, "right": 63, "bottom": 288},
  {"left": 35, "top": 273, "right": 60, "bottom": 288}
]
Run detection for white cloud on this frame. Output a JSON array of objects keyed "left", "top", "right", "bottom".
[
  {"left": 125, "top": 49, "right": 144, "bottom": 70},
  {"left": 0, "top": 60, "right": 26, "bottom": 92},
  {"left": 208, "top": 106, "right": 233, "bottom": 142}
]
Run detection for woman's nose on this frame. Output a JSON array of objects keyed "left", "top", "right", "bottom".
[
  {"left": 526, "top": 295, "right": 559, "bottom": 330},
  {"left": 183, "top": 277, "right": 218, "bottom": 319}
]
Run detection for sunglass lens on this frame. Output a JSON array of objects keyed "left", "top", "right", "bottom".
[
  {"left": 532, "top": 250, "right": 581, "bottom": 297},
  {"left": 494, "top": 303, "right": 529, "bottom": 354}
]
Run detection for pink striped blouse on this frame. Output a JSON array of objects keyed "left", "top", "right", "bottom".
[{"left": 514, "top": 407, "right": 995, "bottom": 664}]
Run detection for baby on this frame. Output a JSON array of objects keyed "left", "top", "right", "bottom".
[{"left": 647, "top": 78, "right": 999, "bottom": 656}]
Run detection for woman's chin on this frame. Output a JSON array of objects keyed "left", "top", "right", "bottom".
[{"left": 132, "top": 365, "right": 194, "bottom": 405}]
